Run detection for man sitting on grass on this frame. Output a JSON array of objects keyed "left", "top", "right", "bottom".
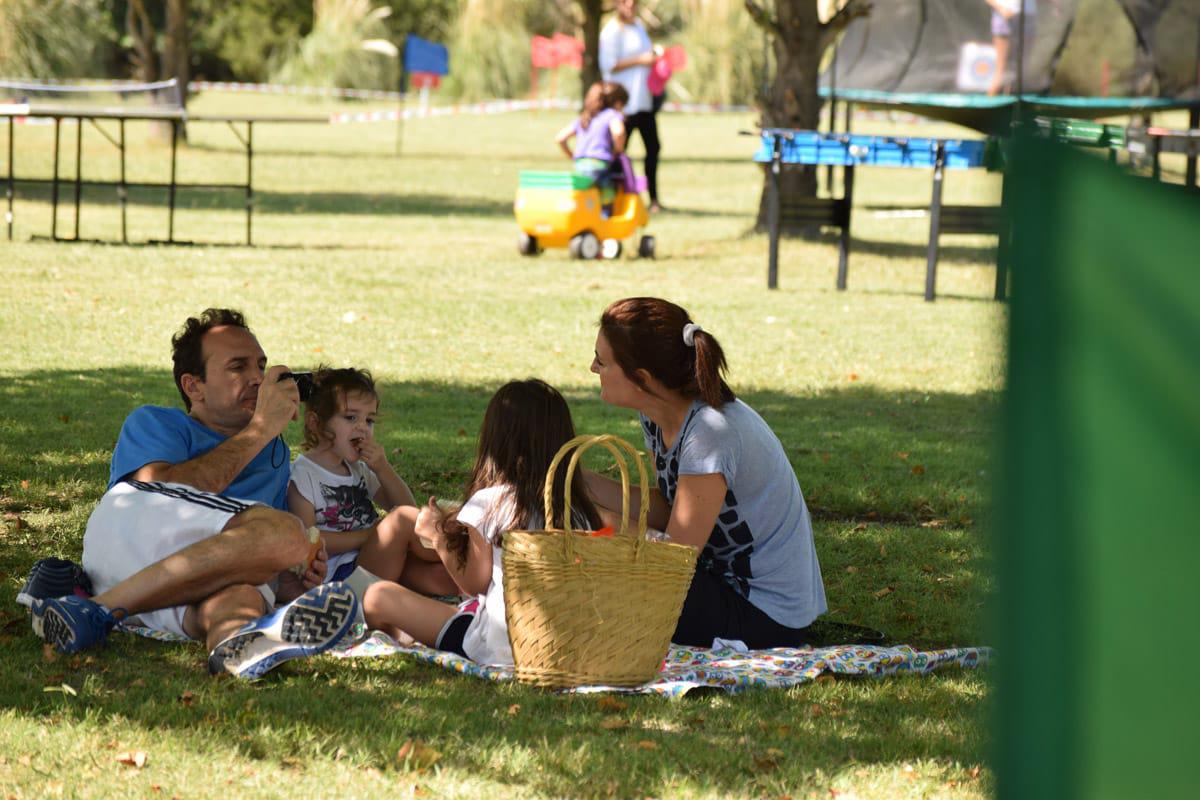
[{"left": 27, "top": 308, "right": 359, "bottom": 679}]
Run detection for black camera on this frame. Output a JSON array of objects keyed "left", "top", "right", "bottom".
[{"left": 279, "top": 371, "right": 316, "bottom": 402}]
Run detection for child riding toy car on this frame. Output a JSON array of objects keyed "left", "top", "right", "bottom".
[{"left": 514, "top": 155, "right": 655, "bottom": 260}]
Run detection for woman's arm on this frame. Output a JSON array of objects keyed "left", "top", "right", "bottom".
[
  {"left": 582, "top": 468, "right": 672, "bottom": 532},
  {"left": 556, "top": 123, "right": 576, "bottom": 159},
  {"left": 609, "top": 117, "right": 627, "bottom": 155},
  {"left": 611, "top": 51, "right": 655, "bottom": 73},
  {"left": 663, "top": 473, "right": 727, "bottom": 550}
]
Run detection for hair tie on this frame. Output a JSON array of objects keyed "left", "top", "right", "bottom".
[{"left": 682, "top": 323, "right": 702, "bottom": 347}]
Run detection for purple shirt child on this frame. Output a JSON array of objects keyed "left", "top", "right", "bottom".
[{"left": 573, "top": 108, "right": 623, "bottom": 162}]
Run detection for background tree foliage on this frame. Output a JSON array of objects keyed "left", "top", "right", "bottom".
[{"left": 0, "top": 0, "right": 116, "bottom": 79}]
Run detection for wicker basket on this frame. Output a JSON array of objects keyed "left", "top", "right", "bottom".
[{"left": 502, "top": 434, "right": 699, "bottom": 688}]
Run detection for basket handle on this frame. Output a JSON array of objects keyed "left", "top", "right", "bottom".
[{"left": 543, "top": 434, "right": 649, "bottom": 538}]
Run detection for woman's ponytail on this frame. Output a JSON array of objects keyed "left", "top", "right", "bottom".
[{"left": 692, "top": 330, "right": 734, "bottom": 408}]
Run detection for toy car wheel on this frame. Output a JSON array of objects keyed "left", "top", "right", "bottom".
[
  {"left": 570, "top": 231, "right": 601, "bottom": 260},
  {"left": 638, "top": 235, "right": 656, "bottom": 259},
  {"left": 518, "top": 232, "right": 540, "bottom": 256},
  {"left": 601, "top": 239, "right": 622, "bottom": 260}
]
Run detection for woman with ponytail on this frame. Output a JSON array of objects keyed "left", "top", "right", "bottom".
[{"left": 588, "top": 297, "right": 826, "bottom": 648}]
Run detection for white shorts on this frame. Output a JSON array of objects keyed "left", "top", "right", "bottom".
[{"left": 82, "top": 481, "right": 276, "bottom": 639}]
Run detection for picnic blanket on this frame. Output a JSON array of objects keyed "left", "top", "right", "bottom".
[
  {"left": 122, "top": 623, "right": 989, "bottom": 697},
  {"left": 336, "top": 631, "right": 990, "bottom": 697}
]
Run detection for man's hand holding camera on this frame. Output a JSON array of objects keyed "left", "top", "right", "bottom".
[{"left": 250, "top": 365, "right": 301, "bottom": 441}]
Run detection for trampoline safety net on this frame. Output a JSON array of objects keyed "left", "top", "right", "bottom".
[{"left": 824, "top": 0, "right": 1200, "bottom": 99}]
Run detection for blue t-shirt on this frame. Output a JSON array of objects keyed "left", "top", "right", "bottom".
[
  {"left": 108, "top": 406, "right": 290, "bottom": 509},
  {"left": 641, "top": 399, "right": 827, "bottom": 629}
]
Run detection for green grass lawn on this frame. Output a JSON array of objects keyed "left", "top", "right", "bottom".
[{"left": 0, "top": 94, "right": 1024, "bottom": 798}]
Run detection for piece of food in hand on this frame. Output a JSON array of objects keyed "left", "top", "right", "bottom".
[
  {"left": 434, "top": 497, "right": 461, "bottom": 515},
  {"left": 291, "top": 526, "right": 323, "bottom": 576}
]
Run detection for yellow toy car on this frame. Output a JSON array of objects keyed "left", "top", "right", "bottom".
[{"left": 514, "top": 162, "right": 655, "bottom": 259}]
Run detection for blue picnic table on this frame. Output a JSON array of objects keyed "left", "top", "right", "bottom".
[{"left": 752, "top": 129, "right": 1007, "bottom": 301}]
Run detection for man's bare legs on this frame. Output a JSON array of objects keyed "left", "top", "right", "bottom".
[
  {"left": 91, "top": 506, "right": 309, "bottom": 647},
  {"left": 356, "top": 506, "right": 459, "bottom": 596},
  {"left": 185, "top": 584, "right": 269, "bottom": 651}
]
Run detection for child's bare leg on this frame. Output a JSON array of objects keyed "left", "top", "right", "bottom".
[
  {"left": 356, "top": 506, "right": 456, "bottom": 595},
  {"left": 398, "top": 558, "right": 460, "bottom": 597},
  {"left": 363, "top": 581, "right": 457, "bottom": 647},
  {"left": 356, "top": 506, "right": 420, "bottom": 579}
]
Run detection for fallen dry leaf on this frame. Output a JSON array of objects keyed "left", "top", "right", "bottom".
[
  {"left": 873, "top": 586, "right": 895, "bottom": 599},
  {"left": 115, "top": 751, "right": 148, "bottom": 769},
  {"left": 636, "top": 740, "right": 658, "bottom": 750},
  {"left": 752, "top": 751, "right": 779, "bottom": 771},
  {"left": 848, "top": 373, "right": 859, "bottom": 381},
  {"left": 844, "top": 565, "right": 859, "bottom": 574},
  {"left": 178, "top": 691, "right": 194, "bottom": 707},
  {"left": 910, "top": 464, "right": 926, "bottom": 476},
  {"left": 596, "top": 696, "right": 628, "bottom": 713},
  {"left": 506, "top": 704, "right": 521, "bottom": 716},
  {"left": 969, "top": 764, "right": 982, "bottom": 780},
  {"left": 879, "top": 543, "right": 887, "bottom": 557},
  {"left": 20, "top": 480, "right": 29, "bottom": 489},
  {"left": 599, "top": 718, "right": 628, "bottom": 730},
  {"left": 395, "top": 739, "right": 441, "bottom": 771},
  {"left": 43, "top": 645, "right": 58, "bottom": 663},
  {"left": 895, "top": 451, "right": 909, "bottom": 460}
]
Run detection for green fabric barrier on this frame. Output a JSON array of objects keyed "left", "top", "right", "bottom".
[{"left": 996, "top": 134, "right": 1200, "bottom": 799}]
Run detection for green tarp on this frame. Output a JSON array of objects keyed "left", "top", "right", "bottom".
[{"left": 996, "top": 135, "right": 1200, "bottom": 798}]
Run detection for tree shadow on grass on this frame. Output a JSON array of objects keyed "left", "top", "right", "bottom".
[
  {"left": 0, "top": 367, "right": 993, "bottom": 797},
  {"left": 10, "top": 182, "right": 513, "bottom": 219},
  {"left": 0, "top": 630, "right": 988, "bottom": 797},
  {"left": 0, "top": 368, "right": 997, "bottom": 525}
]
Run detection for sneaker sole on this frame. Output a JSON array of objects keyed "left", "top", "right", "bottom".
[
  {"left": 33, "top": 604, "right": 80, "bottom": 653},
  {"left": 210, "top": 584, "right": 358, "bottom": 679}
]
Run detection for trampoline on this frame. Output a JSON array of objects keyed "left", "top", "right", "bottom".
[{"left": 821, "top": 0, "right": 1200, "bottom": 138}]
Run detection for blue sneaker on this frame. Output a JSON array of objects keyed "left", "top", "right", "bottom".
[
  {"left": 31, "top": 595, "right": 121, "bottom": 654},
  {"left": 207, "top": 582, "right": 360, "bottom": 680},
  {"left": 17, "top": 558, "right": 93, "bottom": 608}
]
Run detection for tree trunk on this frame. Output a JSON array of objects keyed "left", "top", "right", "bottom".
[
  {"left": 579, "top": 0, "right": 603, "bottom": 100},
  {"left": 126, "top": 0, "right": 158, "bottom": 84},
  {"left": 755, "top": 0, "right": 822, "bottom": 234},
  {"left": 164, "top": 0, "right": 189, "bottom": 141}
]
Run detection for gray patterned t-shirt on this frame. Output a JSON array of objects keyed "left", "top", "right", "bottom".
[{"left": 641, "top": 399, "right": 827, "bottom": 628}]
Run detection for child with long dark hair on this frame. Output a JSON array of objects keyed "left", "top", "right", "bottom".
[{"left": 362, "top": 379, "right": 601, "bottom": 665}]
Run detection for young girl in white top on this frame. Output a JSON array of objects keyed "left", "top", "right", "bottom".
[
  {"left": 362, "top": 379, "right": 602, "bottom": 666},
  {"left": 288, "top": 368, "right": 453, "bottom": 596}
]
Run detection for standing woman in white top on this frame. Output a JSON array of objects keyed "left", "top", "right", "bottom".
[
  {"left": 600, "top": 0, "right": 664, "bottom": 212},
  {"left": 587, "top": 297, "right": 828, "bottom": 648}
]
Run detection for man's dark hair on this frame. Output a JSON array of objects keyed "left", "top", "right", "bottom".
[{"left": 172, "top": 308, "right": 250, "bottom": 411}]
